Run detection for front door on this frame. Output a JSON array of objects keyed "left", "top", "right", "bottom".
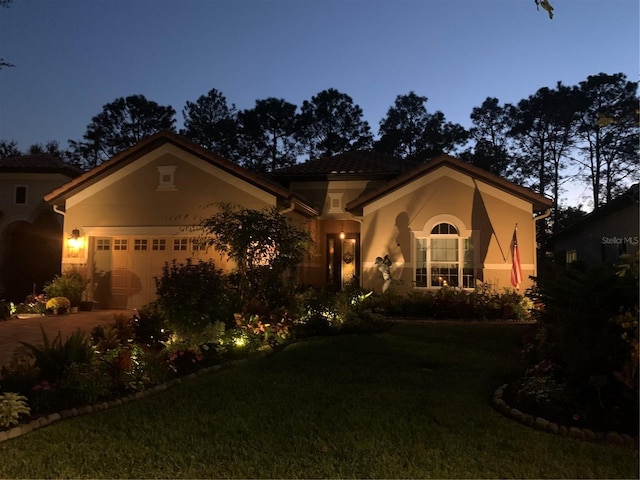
[{"left": 326, "top": 233, "right": 360, "bottom": 290}]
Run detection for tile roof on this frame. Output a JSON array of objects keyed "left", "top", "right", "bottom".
[
  {"left": 271, "top": 151, "right": 419, "bottom": 178},
  {"left": 0, "top": 154, "right": 82, "bottom": 176}
]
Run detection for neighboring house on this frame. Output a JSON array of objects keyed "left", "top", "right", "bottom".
[
  {"left": 0, "top": 154, "right": 81, "bottom": 301},
  {"left": 550, "top": 184, "right": 639, "bottom": 267},
  {"left": 45, "top": 131, "right": 552, "bottom": 309}
]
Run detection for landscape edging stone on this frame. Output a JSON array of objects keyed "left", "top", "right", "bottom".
[{"left": 492, "top": 383, "right": 638, "bottom": 449}]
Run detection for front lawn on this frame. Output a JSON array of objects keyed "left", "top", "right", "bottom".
[{"left": 0, "top": 323, "right": 636, "bottom": 478}]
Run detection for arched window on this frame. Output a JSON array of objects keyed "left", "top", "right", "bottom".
[{"left": 415, "top": 222, "right": 474, "bottom": 288}]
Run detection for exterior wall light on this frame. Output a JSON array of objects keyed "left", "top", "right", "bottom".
[{"left": 67, "top": 228, "right": 82, "bottom": 250}]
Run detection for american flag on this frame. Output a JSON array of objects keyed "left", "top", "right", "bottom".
[{"left": 510, "top": 227, "right": 523, "bottom": 289}]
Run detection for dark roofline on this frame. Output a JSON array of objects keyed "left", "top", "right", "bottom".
[
  {"left": 346, "top": 154, "right": 553, "bottom": 214},
  {"left": 0, "top": 154, "right": 82, "bottom": 178},
  {"left": 44, "top": 131, "right": 319, "bottom": 217},
  {"left": 270, "top": 150, "right": 419, "bottom": 182}
]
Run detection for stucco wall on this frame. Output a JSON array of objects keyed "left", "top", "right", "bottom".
[
  {"left": 358, "top": 167, "right": 537, "bottom": 294},
  {"left": 60, "top": 146, "right": 278, "bottom": 308}
]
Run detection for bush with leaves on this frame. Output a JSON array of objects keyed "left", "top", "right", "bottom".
[
  {"left": 155, "top": 259, "right": 236, "bottom": 337},
  {"left": 517, "top": 259, "right": 639, "bottom": 434},
  {"left": 43, "top": 270, "right": 84, "bottom": 307},
  {"left": 0, "top": 300, "right": 11, "bottom": 320},
  {"left": 133, "top": 303, "right": 171, "bottom": 350},
  {"left": 20, "top": 327, "right": 94, "bottom": 382},
  {"left": 58, "top": 361, "right": 111, "bottom": 407},
  {"left": 194, "top": 203, "right": 312, "bottom": 308},
  {"left": 0, "top": 392, "right": 30, "bottom": 429}
]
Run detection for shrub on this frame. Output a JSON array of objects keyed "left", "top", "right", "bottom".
[
  {"left": 0, "top": 345, "right": 39, "bottom": 395},
  {"left": 155, "top": 259, "right": 236, "bottom": 337},
  {"left": 195, "top": 203, "right": 312, "bottom": 308},
  {"left": 0, "top": 392, "right": 30, "bottom": 428},
  {"left": 0, "top": 300, "right": 12, "bottom": 320},
  {"left": 45, "top": 296, "right": 71, "bottom": 314},
  {"left": 514, "top": 259, "right": 639, "bottom": 434},
  {"left": 58, "top": 361, "right": 111, "bottom": 406},
  {"left": 43, "top": 271, "right": 84, "bottom": 307},
  {"left": 133, "top": 303, "right": 170, "bottom": 350},
  {"left": 235, "top": 308, "right": 295, "bottom": 348},
  {"left": 20, "top": 327, "right": 94, "bottom": 381},
  {"left": 164, "top": 347, "right": 205, "bottom": 376}
]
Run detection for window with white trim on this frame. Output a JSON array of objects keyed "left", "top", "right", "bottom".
[
  {"left": 134, "top": 239, "right": 148, "bottom": 251},
  {"left": 173, "top": 238, "right": 188, "bottom": 251},
  {"left": 152, "top": 239, "right": 166, "bottom": 251},
  {"left": 190, "top": 238, "right": 207, "bottom": 251},
  {"left": 96, "top": 239, "right": 111, "bottom": 251},
  {"left": 114, "top": 239, "right": 128, "bottom": 251},
  {"left": 415, "top": 222, "right": 474, "bottom": 288}
]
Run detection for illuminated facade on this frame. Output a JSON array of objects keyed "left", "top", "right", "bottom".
[{"left": 45, "top": 132, "right": 551, "bottom": 308}]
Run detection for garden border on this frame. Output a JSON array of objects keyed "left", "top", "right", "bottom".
[
  {"left": 492, "top": 384, "right": 638, "bottom": 450},
  {"left": 0, "top": 350, "right": 273, "bottom": 444}
]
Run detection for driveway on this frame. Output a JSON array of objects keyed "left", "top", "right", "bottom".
[{"left": 0, "top": 309, "right": 135, "bottom": 369}]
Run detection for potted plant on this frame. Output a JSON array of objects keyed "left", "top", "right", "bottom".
[
  {"left": 45, "top": 296, "right": 71, "bottom": 315},
  {"left": 43, "top": 271, "right": 83, "bottom": 310},
  {"left": 79, "top": 280, "right": 96, "bottom": 311}
]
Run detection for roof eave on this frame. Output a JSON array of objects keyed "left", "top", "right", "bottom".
[{"left": 346, "top": 154, "right": 553, "bottom": 214}]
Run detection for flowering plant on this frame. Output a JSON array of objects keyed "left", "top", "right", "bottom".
[
  {"left": 45, "top": 297, "right": 70, "bottom": 314},
  {"left": 14, "top": 294, "right": 47, "bottom": 315},
  {"left": 166, "top": 348, "right": 204, "bottom": 376}
]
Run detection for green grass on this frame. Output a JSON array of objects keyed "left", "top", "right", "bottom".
[{"left": 0, "top": 323, "right": 637, "bottom": 478}]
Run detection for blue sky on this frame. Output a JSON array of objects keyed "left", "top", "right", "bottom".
[{"left": 0, "top": 0, "right": 638, "bottom": 205}]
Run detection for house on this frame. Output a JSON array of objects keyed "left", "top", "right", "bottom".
[
  {"left": 0, "top": 154, "right": 81, "bottom": 302},
  {"left": 550, "top": 184, "right": 639, "bottom": 267},
  {"left": 44, "top": 131, "right": 552, "bottom": 309},
  {"left": 274, "top": 151, "right": 552, "bottom": 294}
]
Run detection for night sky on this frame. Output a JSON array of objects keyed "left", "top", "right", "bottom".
[{"left": 1, "top": 0, "right": 638, "bottom": 206}]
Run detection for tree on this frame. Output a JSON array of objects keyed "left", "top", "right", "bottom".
[
  {"left": 237, "top": 98, "right": 300, "bottom": 173},
  {"left": 69, "top": 94, "right": 176, "bottom": 169},
  {"left": 509, "top": 83, "right": 581, "bottom": 233},
  {"left": 462, "top": 97, "right": 517, "bottom": 178},
  {"left": 297, "top": 88, "right": 373, "bottom": 159},
  {"left": 377, "top": 92, "right": 468, "bottom": 161},
  {"left": 0, "top": 0, "right": 14, "bottom": 70},
  {"left": 575, "top": 73, "right": 639, "bottom": 208},
  {"left": 27, "top": 140, "right": 67, "bottom": 159},
  {"left": 181, "top": 88, "right": 239, "bottom": 160},
  {"left": 376, "top": 92, "right": 430, "bottom": 159},
  {"left": 0, "top": 140, "right": 20, "bottom": 158},
  {"left": 195, "top": 203, "right": 312, "bottom": 307},
  {"left": 420, "top": 110, "right": 469, "bottom": 159}
]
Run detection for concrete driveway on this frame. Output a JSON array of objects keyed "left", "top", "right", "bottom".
[{"left": 0, "top": 309, "right": 135, "bottom": 369}]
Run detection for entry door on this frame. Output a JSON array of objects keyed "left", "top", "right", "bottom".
[{"left": 326, "top": 233, "right": 360, "bottom": 290}]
